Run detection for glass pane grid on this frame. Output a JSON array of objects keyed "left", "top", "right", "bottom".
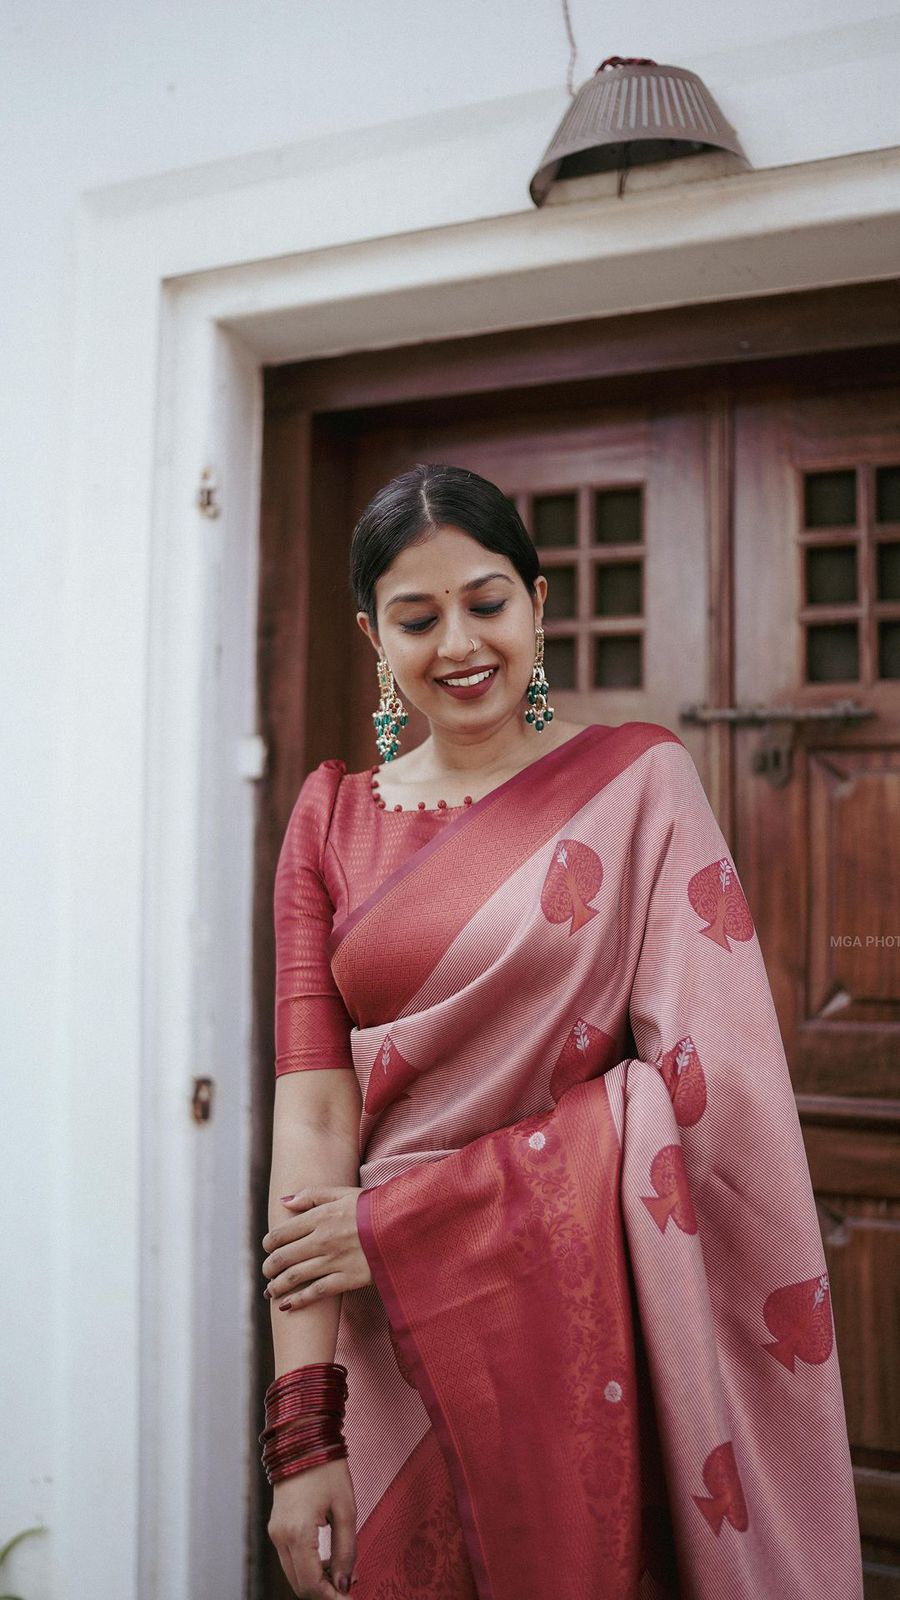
[
  {"left": 797, "top": 466, "right": 881, "bottom": 686},
  {"left": 515, "top": 480, "right": 647, "bottom": 693}
]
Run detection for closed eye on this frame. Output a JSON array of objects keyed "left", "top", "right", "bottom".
[{"left": 400, "top": 600, "right": 507, "bottom": 634}]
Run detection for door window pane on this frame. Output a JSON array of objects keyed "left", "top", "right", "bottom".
[
  {"left": 876, "top": 542, "right": 900, "bottom": 601},
  {"left": 533, "top": 494, "right": 576, "bottom": 547},
  {"left": 805, "top": 545, "right": 857, "bottom": 605},
  {"left": 593, "top": 487, "right": 642, "bottom": 545},
  {"left": 875, "top": 465, "right": 900, "bottom": 525},
  {"left": 878, "top": 621, "right": 900, "bottom": 679},
  {"left": 593, "top": 634, "right": 642, "bottom": 688},
  {"left": 806, "top": 623, "right": 858, "bottom": 682},
  {"left": 803, "top": 470, "right": 856, "bottom": 528},
  {"left": 595, "top": 561, "right": 642, "bottom": 616}
]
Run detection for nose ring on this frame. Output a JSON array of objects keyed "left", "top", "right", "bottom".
[{"left": 469, "top": 638, "right": 477, "bottom": 653}]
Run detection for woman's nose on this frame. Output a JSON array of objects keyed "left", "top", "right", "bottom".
[{"left": 436, "top": 614, "right": 476, "bottom": 660}]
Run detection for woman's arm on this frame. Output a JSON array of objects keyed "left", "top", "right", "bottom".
[{"left": 267, "top": 1068, "right": 363, "bottom": 1374}]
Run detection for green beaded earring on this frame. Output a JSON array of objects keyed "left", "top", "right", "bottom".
[
  {"left": 373, "top": 655, "right": 409, "bottom": 761},
  {"left": 525, "top": 625, "right": 555, "bottom": 732}
]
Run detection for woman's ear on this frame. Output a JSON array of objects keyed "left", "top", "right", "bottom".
[
  {"left": 356, "top": 611, "right": 381, "bottom": 652},
  {"left": 532, "top": 576, "right": 548, "bottom": 628}
]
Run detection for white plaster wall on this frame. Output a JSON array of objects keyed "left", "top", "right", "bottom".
[{"left": 1, "top": 2, "right": 899, "bottom": 1596}]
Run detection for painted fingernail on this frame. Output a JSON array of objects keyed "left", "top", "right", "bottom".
[
  {"left": 279, "top": 1300, "right": 293, "bottom": 1312},
  {"left": 338, "top": 1578, "right": 350, "bottom": 1594},
  {"left": 280, "top": 1193, "right": 295, "bottom": 1202}
]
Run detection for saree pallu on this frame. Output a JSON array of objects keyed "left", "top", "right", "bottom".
[{"left": 329, "top": 723, "right": 862, "bottom": 1600}]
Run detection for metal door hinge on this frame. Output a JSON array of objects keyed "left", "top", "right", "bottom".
[
  {"left": 196, "top": 468, "right": 221, "bottom": 519},
  {"left": 192, "top": 1076, "right": 214, "bottom": 1123}
]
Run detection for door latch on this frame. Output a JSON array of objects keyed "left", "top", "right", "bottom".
[{"left": 680, "top": 699, "right": 875, "bottom": 789}]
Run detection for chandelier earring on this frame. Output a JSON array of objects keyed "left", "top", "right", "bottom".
[
  {"left": 525, "top": 625, "right": 555, "bottom": 733},
  {"left": 373, "top": 655, "right": 409, "bottom": 762}
]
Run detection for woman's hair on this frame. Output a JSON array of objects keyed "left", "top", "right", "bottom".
[{"left": 350, "top": 463, "right": 541, "bottom": 629}]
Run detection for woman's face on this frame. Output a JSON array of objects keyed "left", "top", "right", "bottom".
[{"left": 358, "top": 524, "right": 547, "bottom": 737}]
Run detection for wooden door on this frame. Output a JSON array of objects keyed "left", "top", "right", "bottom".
[
  {"left": 252, "top": 344, "right": 899, "bottom": 1597},
  {"left": 733, "top": 384, "right": 900, "bottom": 1590}
]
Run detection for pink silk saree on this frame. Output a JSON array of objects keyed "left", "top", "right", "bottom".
[{"left": 328, "top": 722, "right": 862, "bottom": 1599}]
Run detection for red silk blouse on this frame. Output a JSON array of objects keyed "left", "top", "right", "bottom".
[{"left": 273, "top": 759, "right": 464, "bottom": 1074}]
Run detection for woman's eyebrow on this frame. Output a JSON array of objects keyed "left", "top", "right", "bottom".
[{"left": 385, "top": 573, "right": 514, "bottom": 609}]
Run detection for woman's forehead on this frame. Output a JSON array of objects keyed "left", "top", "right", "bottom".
[{"left": 379, "top": 526, "right": 514, "bottom": 589}]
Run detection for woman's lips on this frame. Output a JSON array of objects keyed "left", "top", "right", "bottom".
[{"left": 434, "top": 666, "right": 499, "bottom": 700}]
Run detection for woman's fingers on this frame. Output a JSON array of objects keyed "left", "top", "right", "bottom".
[
  {"left": 275, "top": 1529, "right": 342, "bottom": 1599},
  {"left": 289, "top": 1541, "right": 342, "bottom": 1599},
  {"left": 276, "top": 1273, "right": 346, "bottom": 1311},
  {"left": 327, "top": 1497, "right": 359, "bottom": 1594},
  {"left": 277, "top": 1540, "right": 301, "bottom": 1596},
  {"left": 265, "top": 1250, "right": 331, "bottom": 1299}
]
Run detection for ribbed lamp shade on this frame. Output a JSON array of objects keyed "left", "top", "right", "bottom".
[{"left": 530, "top": 55, "right": 749, "bottom": 206}]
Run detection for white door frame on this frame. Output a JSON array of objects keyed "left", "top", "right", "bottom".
[{"left": 60, "top": 104, "right": 900, "bottom": 1598}]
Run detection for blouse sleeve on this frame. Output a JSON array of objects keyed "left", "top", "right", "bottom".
[{"left": 273, "top": 758, "right": 355, "bottom": 1075}]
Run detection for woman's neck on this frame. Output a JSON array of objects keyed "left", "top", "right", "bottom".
[{"left": 393, "top": 716, "right": 587, "bottom": 784}]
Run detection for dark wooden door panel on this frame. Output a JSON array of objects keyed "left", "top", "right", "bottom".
[{"left": 733, "top": 384, "right": 900, "bottom": 1583}]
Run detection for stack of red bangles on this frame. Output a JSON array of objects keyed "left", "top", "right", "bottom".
[{"left": 260, "top": 1361, "right": 349, "bottom": 1484}]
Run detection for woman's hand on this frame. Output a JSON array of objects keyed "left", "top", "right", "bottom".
[
  {"left": 262, "top": 1186, "right": 373, "bottom": 1310},
  {"left": 268, "top": 1456, "right": 358, "bottom": 1596}
]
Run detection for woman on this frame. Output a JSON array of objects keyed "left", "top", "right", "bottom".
[{"left": 260, "top": 464, "right": 862, "bottom": 1600}]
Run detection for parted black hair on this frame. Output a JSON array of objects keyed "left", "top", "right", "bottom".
[{"left": 350, "top": 463, "right": 541, "bottom": 630}]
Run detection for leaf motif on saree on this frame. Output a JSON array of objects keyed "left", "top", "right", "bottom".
[
  {"left": 539, "top": 837, "right": 603, "bottom": 934},
  {"left": 640, "top": 1144, "right": 699, "bottom": 1235},
  {"left": 659, "top": 1033, "right": 707, "bottom": 1126},
  {"left": 365, "top": 1031, "right": 418, "bottom": 1117},
  {"left": 688, "top": 856, "right": 755, "bottom": 951},
  {"left": 691, "top": 1440, "right": 750, "bottom": 1535},
  {"left": 549, "top": 1016, "right": 618, "bottom": 1101},
  {"left": 762, "top": 1274, "right": 834, "bottom": 1371}
]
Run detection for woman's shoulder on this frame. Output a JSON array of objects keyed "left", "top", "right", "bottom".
[
  {"left": 282, "top": 757, "right": 349, "bottom": 852},
  {"left": 576, "top": 719, "right": 687, "bottom": 767},
  {"left": 574, "top": 719, "right": 703, "bottom": 810}
]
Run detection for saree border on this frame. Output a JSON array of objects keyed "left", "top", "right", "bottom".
[
  {"left": 356, "top": 1183, "right": 497, "bottom": 1600},
  {"left": 329, "top": 720, "right": 683, "bottom": 1021}
]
